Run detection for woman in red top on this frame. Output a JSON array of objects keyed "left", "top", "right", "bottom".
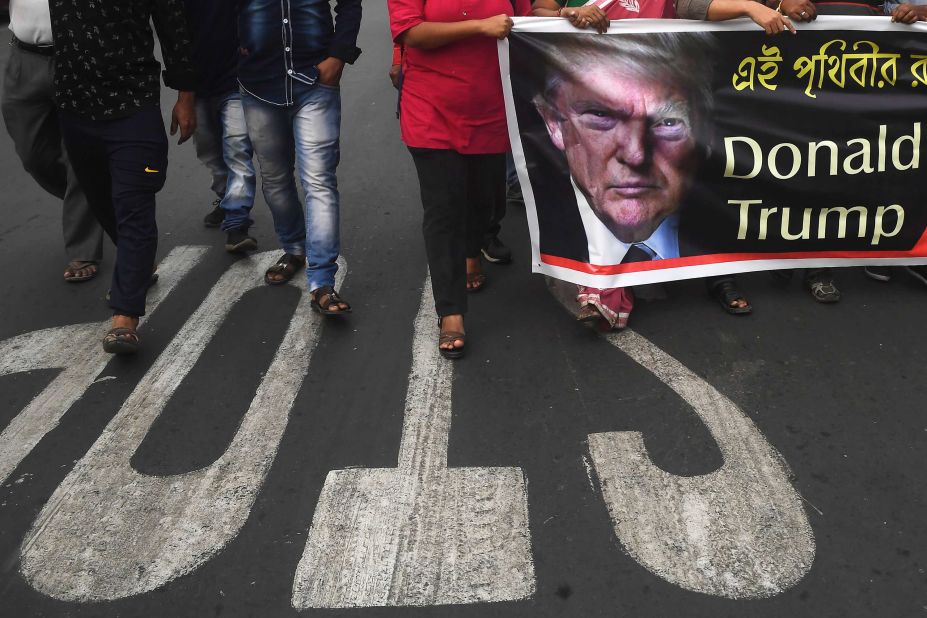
[{"left": 389, "top": 0, "right": 531, "bottom": 359}]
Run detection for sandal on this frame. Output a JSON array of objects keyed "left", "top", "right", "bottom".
[
  {"left": 310, "top": 285, "right": 352, "bottom": 316},
  {"left": 708, "top": 278, "right": 752, "bottom": 315},
  {"left": 64, "top": 260, "right": 99, "bottom": 283},
  {"left": 438, "top": 318, "right": 466, "bottom": 360},
  {"left": 807, "top": 279, "right": 841, "bottom": 303},
  {"left": 577, "top": 303, "right": 605, "bottom": 323},
  {"left": 102, "top": 326, "right": 140, "bottom": 355},
  {"left": 265, "top": 253, "right": 305, "bottom": 286}
]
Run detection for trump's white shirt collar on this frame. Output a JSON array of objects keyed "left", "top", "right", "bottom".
[{"left": 572, "top": 179, "right": 679, "bottom": 264}]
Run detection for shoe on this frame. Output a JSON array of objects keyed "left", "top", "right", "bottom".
[
  {"left": 864, "top": 266, "right": 893, "bottom": 282},
  {"left": 506, "top": 182, "right": 524, "bottom": 207},
  {"left": 481, "top": 236, "right": 512, "bottom": 264},
  {"left": 203, "top": 199, "right": 224, "bottom": 228},
  {"left": 225, "top": 228, "right": 257, "bottom": 253},
  {"left": 806, "top": 278, "right": 841, "bottom": 303},
  {"left": 905, "top": 265, "right": 927, "bottom": 287}
]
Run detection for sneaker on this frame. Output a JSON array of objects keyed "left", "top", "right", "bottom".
[
  {"left": 481, "top": 236, "right": 512, "bottom": 264},
  {"left": 807, "top": 277, "right": 841, "bottom": 303},
  {"left": 864, "top": 266, "right": 893, "bottom": 282},
  {"left": 225, "top": 228, "right": 257, "bottom": 254},
  {"left": 203, "top": 199, "right": 224, "bottom": 228},
  {"left": 905, "top": 265, "right": 927, "bottom": 287}
]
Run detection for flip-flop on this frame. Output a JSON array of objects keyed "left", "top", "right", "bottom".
[
  {"left": 64, "top": 260, "right": 99, "bottom": 283},
  {"left": 466, "top": 271, "right": 487, "bottom": 293}
]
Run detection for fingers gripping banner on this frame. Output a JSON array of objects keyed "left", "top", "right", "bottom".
[{"left": 500, "top": 18, "right": 927, "bottom": 287}]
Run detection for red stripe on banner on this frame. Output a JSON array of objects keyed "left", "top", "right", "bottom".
[{"left": 541, "top": 239, "right": 927, "bottom": 275}]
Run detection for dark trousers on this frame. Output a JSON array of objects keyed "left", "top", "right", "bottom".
[
  {"left": 409, "top": 148, "right": 505, "bottom": 317},
  {"left": 59, "top": 105, "right": 168, "bottom": 317},
  {"left": 1, "top": 44, "right": 104, "bottom": 262}
]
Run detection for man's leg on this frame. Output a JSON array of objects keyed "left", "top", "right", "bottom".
[
  {"left": 241, "top": 93, "right": 306, "bottom": 262},
  {"left": 293, "top": 84, "right": 343, "bottom": 296},
  {"left": 194, "top": 95, "right": 229, "bottom": 227},
  {"left": 102, "top": 106, "right": 167, "bottom": 320},
  {"left": 217, "top": 94, "right": 257, "bottom": 237},
  {"left": 1, "top": 45, "right": 104, "bottom": 277}
]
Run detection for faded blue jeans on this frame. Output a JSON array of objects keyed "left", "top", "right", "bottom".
[
  {"left": 194, "top": 92, "right": 257, "bottom": 232},
  {"left": 241, "top": 81, "right": 342, "bottom": 291}
]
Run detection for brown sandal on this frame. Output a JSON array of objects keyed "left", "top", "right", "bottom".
[
  {"left": 310, "top": 285, "right": 352, "bottom": 316},
  {"left": 102, "top": 326, "right": 140, "bottom": 355},
  {"left": 265, "top": 253, "right": 305, "bottom": 285},
  {"left": 438, "top": 319, "right": 466, "bottom": 359}
]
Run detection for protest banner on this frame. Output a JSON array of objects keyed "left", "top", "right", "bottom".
[{"left": 500, "top": 18, "right": 927, "bottom": 287}]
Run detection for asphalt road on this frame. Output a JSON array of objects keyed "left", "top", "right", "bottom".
[{"left": 1, "top": 5, "right": 926, "bottom": 617}]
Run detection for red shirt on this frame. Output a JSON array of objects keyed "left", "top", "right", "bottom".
[{"left": 389, "top": 0, "right": 530, "bottom": 154}]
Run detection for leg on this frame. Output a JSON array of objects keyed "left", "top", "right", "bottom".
[
  {"left": 194, "top": 95, "right": 229, "bottom": 199},
  {"left": 194, "top": 96, "right": 228, "bottom": 227},
  {"left": 104, "top": 106, "right": 168, "bottom": 319},
  {"left": 58, "top": 114, "right": 117, "bottom": 244},
  {"left": 217, "top": 94, "right": 257, "bottom": 233},
  {"left": 293, "top": 84, "right": 342, "bottom": 294},
  {"left": 466, "top": 153, "right": 506, "bottom": 285},
  {"left": 482, "top": 153, "right": 513, "bottom": 264},
  {"left": 241, "top": 93, "right": 306, "bottom": 256},
  {"left": 409, "top": 147, "right": 469, "bottom": 318},
  {"left": 1, "top": 47, "right": 104, "bottom": 268}
]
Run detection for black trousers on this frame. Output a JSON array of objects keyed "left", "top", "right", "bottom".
[
  {"left": 59, "top": 105, "right": 168, "bottom": 318},
  {"left": 408, "top": 148, "right": 505, "bottom": 317}
]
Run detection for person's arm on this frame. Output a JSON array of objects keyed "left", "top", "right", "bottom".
[
  {"left": 531, "top": 0, "right": 610, "bottom": 32},
  {"left": 892, "top": 3, "right": 927, "bottom": 22},
  {"left": 390, "top": 43, "right": 403, "bottom": 89},
  {"left": 152, "top": 0, "right": 197, "bottom": 143},
  {"left": 398, "top": 16, "right": 514, "bottom": 49},
  {"left": 318, "top": 0, "right": 363, "bottom": 87},
  {"left": 699, "top": 0, "right": 796, "bottom": 34}
]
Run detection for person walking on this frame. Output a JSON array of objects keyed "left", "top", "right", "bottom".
[
  {"left": 49, "top": 0, "right": 198, "bottom": 353},
  {"left": 389, "top": 0, "right": 531, "bottom": 359},
  {"left": 237, "top": 0, "right": 360, "bottom": 311},
  {"left": 184, "top": 0, "right": 258, "bottom": 253},
  {"left": 1, "top": 0, "right": 104, "bottom": 283}
]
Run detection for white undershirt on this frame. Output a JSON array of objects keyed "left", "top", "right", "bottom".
[{"left": 8, "top": 0, "right": 54, "bottom": 46}]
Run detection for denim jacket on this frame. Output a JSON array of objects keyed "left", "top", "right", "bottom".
[{"left": 238, "top": 0, "right": 362, "bottom": 106}]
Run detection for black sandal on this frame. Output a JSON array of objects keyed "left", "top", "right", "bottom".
[
  {"left": 708, "top": 278, "right": 752, "bottom": 315},
  {"left": 102, "top": 326, "right": 140, "bottom": 355},
  {"left": 310, "top": 285, "right": 352, "bottom": 316},
  {"left": 265, "top": 253, "right": 305, "bottom": 286},
  {"left": 438, "top": 318, "right": 466, "bottom": 360}
]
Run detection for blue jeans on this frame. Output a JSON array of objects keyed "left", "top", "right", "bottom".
[
  {"left": 241, "top": 82, "right": 342, "bottom": 291},
  {"left": 194, "top": 92, "right": 256, "bottom": 232}
]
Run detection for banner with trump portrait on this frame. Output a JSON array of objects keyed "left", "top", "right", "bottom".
[{"left": 500, "top": 17, "right": 927, "bottom": 287}]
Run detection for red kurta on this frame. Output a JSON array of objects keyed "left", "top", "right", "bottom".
[{"left": 389, "top": 0, "right": 530, "bottom": 154}]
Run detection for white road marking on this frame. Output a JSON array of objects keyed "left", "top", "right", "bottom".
[
  {"left": 0, "top": 246, "right": 207, "bottom": 485},
  {"left": 291, "top": 278, "right": 536, "bottom": 609},
  {"left": 589, "top": 328, "right": 815, "bottom": 598},
  {"left": 19, "top": 252, "right": 345, "bottom": 602}
]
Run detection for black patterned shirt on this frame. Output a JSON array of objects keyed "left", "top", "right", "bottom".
[{"left": 50, "top": 0, "right": 197, "bottom": 120}]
